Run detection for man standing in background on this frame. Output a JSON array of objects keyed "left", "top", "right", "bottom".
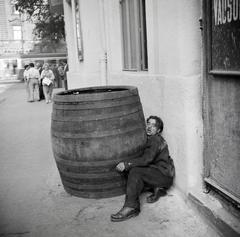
[
  {"left": 23, "top": 64, "right": 30, "bottom": 102},
  {"left": 50, "top": 64, "right": 60, "bottom": 88},
  {"left": 27, "top": 63, "right": 41, "bottom": 102},
  {"left": 63, "top": 61, "right": 68, "bottom": 90},
  {"left": 36, "top": 62, "right": 44, "bottom": 100}
]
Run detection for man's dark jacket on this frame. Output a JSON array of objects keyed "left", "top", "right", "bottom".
[{"left": 124, "top": 133, "right": 175, "bottom": 177}]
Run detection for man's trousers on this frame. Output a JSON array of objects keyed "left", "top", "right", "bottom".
[
  {"left": 28, "top": 79, "right": 39, "bottom": 101},
  {"left": 124, "top": 167, "right": 173, "bottom": 210}
]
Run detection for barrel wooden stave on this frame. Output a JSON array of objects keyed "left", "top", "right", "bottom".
[{"left": 51, "top": 86, "right": 147, "bottom": 198}]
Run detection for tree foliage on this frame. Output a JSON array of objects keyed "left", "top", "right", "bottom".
[{"left": 12, "top": 0, "right": 65, "bottom": 53}]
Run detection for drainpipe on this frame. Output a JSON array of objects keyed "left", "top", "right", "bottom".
[{"left": 99, "top": 0, "right": 107, "bottom": 86}]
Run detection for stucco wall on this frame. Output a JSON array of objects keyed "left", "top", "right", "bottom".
[
  {"left": 64, "top": 0, "right": 204, "bottom": 196},
  {"left": 65, "top": 0, "right": 106, "bottom": 87},
  {"left": 105, "top": 0, "right": 203, "bottom": 194}
]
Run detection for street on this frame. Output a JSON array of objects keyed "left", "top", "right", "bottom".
[{"left": 0, "top": 80, "right": 220, "bottom": 237}]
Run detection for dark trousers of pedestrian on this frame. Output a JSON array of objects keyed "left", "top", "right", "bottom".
[
  {"left": 124, "top": 167, "right": 173, "bottom": 210},
  {"left": 39, "top": 82, "right": 45, "bottom": 100},
  {"left": 58, "top": 75, "right": 63, "bottom": 88},
  {"left": 64, "top": 78, "right": 68, "bottom": 90}
]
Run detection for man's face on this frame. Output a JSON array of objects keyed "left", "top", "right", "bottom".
[
  {"left": 44, "top": 64, "right": 49, "bottom": 70},
  {"left": 146, "top": 118, "right": 160, "bottom": 136}
]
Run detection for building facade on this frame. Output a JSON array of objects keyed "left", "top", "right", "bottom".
[{"left": 58, "top": 0, "right": 240, "bottom": 234}]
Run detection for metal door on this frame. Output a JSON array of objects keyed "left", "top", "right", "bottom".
[{"left": 203, "top": 0, "right": 240, "bottom": 204}]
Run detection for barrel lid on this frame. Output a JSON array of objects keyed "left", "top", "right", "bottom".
[{"left": 53, "top": 85, "right": 139, "bottom": 102}]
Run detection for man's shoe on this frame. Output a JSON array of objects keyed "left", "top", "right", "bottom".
[
  {"left": 146, "top": 188, "right": 167, "bottom": 203},
  {"left": 111, "top": 207, "right": 140, "bottom": 222}
]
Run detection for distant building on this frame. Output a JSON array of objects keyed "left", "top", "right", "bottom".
[{"left": 0, "top": 0, "right": 35, "bottom": 77}]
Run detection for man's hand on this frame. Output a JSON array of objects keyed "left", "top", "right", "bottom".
[{"left": 116, "top": 162, "right": 125, "bottom": 172}]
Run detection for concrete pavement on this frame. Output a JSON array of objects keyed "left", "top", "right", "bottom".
[{"left": 0, "top": 80, "right": 221, "bottom": 237}]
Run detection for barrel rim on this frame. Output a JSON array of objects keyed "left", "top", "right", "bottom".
[{"left": 53, "top": 85, "right": 139, "bottom": 102}]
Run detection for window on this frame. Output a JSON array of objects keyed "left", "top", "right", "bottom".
[
  {"left": 120, "top": 0, "right": 148, "bottom": 71},
  {"left": 12, "top": 4, "right": 20, "bottom": 14},
  {"left": 13, "top": 26, "right": 22, "bottom": 40},
  {"left": 66, "top": 0, "right": 84, "bottom": 61}
]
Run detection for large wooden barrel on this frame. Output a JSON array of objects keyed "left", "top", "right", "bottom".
[{"left": 51, "top": 86, "right": 147, "bottom": 199}]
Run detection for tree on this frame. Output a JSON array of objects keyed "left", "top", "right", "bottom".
[{"left": 12, "top": 0, "right": 66, "bottom": 53}]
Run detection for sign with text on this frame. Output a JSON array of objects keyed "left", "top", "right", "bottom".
[{"left": 211, "top": 0, "right": 240, "bottom": 71}]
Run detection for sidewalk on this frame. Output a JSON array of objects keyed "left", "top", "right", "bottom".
[
  {"left": 0, "top": 82, "right": 221, "bottom": 237},
  {"left": 0, "top": 74, "right": 21, "bottom": 82},
  {"left": 0, "top": 75, "right": 23, "bottom": 96}
]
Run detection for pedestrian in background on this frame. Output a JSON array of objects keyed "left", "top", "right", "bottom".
[
  {"left": 50, "top": 64, "right": 60, "bottom": 88},
  {"left": 23, "top": 64, "right": 30, "bottom": 102},
  {"left": 36, "top": 62, "right": 44, "bottom": 100},
  {"left": 58, "top": 65, "right": 64, "bottom": 88},
  {"left": 63, "top": 61, "right": 68, "bottom": 90},
  {"left": 40, "top": 63, "right": 55, "bottom": 104},
  {"left": 26, "top": 63, "right": 41, "bottom": 102}
]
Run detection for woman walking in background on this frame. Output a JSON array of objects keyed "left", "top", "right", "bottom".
[{"left": 40, "top": 63, "right": 55, "bottom": 104}]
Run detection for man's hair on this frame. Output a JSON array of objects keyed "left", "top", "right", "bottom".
[
  {"left": 146, "top": 115, "right": 164, "bottom": 133},
  {"left": 29, "top": 63, "right": 34, "bottom": 67}
]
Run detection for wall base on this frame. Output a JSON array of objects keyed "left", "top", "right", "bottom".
[{"left": 186, "top": 187, "right": 240, "bottom": 237}]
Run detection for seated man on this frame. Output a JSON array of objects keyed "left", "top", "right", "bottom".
[{"left": 111, "top": 115, "right": 175, "bottom": 222}]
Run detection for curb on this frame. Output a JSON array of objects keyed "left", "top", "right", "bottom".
[
  {"left": 186, "top": 188, "right": 240, "bottom": 237},
  {"left": 0, "top": 78, "right": 23, "bottom": 84}
]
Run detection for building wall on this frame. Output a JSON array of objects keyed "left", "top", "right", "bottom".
[
  {"left": 0, "top": 0, "right": 35, "bottom": 54},
  {"left": 65, "top": 0, "right": 203, "bottom": 196},
  {"left": 64, "top": 0, "right": 105, "bottom": 87},
  {"left": 0, "top": 0, "right": 8, "bottom": 40}
]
